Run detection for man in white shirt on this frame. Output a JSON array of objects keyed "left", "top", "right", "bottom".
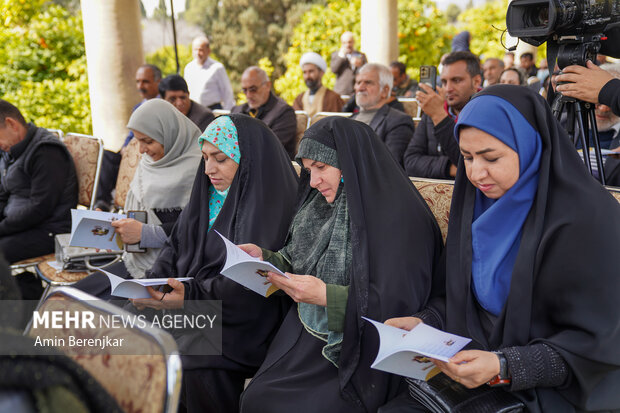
[{"left": 184, "top": 35, "right": 235, "bottom": 110}]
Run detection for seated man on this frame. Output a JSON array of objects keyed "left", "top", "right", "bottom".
[
  {"left": 390, "top": 61, "right": 418, "bottom": 97},
  {"left": 159, "top": 74, "right": 215, "bottom": 132},
  {"left": 293, "top": 52, "right": 344, "bottom": 118},
  {"left": 351, "top": 63, "right": 414, "bottom": 166},
  {"left": 404, "top": 51, "right": 481, "bottom": 179},
  {"left": 231, "top": 66, "right": 297, "bottom": 159},
  {"left": 482, "top": 57, "right": 504, "bottom": 87},
  {"left": 0, "top": 100, "right": 77, "bottom": 263},
  {"left": 95, "top": 64, "right": 161, "bottom": 211}
]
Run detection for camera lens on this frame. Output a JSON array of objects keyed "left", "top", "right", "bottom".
[{"left": 527, "top": 5, "right": 550, "bottom": 27}]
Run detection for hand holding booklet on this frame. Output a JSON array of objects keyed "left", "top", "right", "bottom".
[
  {"left": 215, "top": 231, "right": 288, "bottom": 297},
  {"left": 99, "top": 269, "right": 192, "bottom": 299},
  {"left": 70, "top": 209, "right": 126, "bottom": 250},
  {"left": 364, "top": 317, "right": 471, "bottom": 381}
]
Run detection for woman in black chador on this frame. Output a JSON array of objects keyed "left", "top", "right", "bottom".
[
  {"left": 237, "top": 117, "right": 443, "bottom": 412},
  {"left": 384, "top": 85, "right": 620, "bottom": 412},
  {"left": 131, "top": 114, "right": 298, "bottom": 413}
]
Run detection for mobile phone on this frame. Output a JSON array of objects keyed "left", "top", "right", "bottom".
[
  {"left": 125, "top": 210, "right": 147, "bottom": 253},
  {"left": 419, "top": 65, "right": 437, "bottom": 92}
]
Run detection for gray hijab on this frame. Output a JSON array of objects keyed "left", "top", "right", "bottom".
[
  {"left": 281, "top": 138, "right": 351, "bottom": 366},
  {"left": 124, "top": 99, "right": 202, "bottom": 278}
]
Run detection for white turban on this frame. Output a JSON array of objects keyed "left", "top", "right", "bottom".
[{"left": 300, "top": 52, "right": 327, "bottom": 73}]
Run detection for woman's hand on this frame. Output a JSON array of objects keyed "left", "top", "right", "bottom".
[
  {"left": 237, "top": 243, "right": 263, "bottom": 260},
  {"left": 130, "top": 278, "right": 185, "bottom": 310},
  {"left": 432, "top": 350, "right": 501, "bottom": 389},
  {"left": 112, "top": 218, "right": 143, "bottom": 244},
  {"left": 266, "top": 271, "right": 327, "bottom": 306},
  {"left": 384, "top": 316, "right": 423, "bottom": 331}
]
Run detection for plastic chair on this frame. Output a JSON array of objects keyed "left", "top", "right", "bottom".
[
  {"left": 398, "top": 98, "right": 421, "bottom": 117},
  {"left": 310, "top": 111, "right": 352, "bottom": 126}
]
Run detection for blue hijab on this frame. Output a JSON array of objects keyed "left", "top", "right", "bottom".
[{"left": 455, "top": 95, "right": 542, "bottom": 315}]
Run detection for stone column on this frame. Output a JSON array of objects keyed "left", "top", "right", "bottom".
[
  {"left": 361, "top": 0, "right": 398, "bottom": 65},
  {"left": 81, "top": 0, "right": 143, "bottom": 151}
]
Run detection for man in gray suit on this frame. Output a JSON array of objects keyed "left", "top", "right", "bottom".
[{"left": 351, "top": 63, "right": 414, "bottom": 167}]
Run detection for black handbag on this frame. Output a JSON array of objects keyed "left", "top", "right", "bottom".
[{"left": 406, "top": 373, "right": 524, "bottom": 413}]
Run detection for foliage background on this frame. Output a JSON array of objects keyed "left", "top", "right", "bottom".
[
  {"left": 0, "top": 0, "right": 91, "bottom": 133},
  {"left": 274, "top": 0, "right": 455, "bottom": 103}
]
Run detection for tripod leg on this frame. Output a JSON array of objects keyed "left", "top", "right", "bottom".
[
  {"left": 574, "top": 104, "right": 593, "bottom": 176},
  {"left": 586, "top": 105, "right": 606, "bottom": 185}
]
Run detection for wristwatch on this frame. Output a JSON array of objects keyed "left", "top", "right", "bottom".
[{"left": 487, "top": 351, "right": 511, "bottom": 387}]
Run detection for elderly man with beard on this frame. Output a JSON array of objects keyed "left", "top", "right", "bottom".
[
  {"left": 350, "top": 63, "right": 414, "bottom": 167},
  {"left": 403, "top": 51, "right": 481, "bottom": 179},
  {"left": 293, "top": 52, "right": 344, "bottom": 118}
]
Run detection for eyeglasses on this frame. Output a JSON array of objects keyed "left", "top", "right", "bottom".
[{"left": 242, "top": 82, "right": 266, "bottom": 94}]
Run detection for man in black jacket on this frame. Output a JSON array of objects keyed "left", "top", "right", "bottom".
[
  {"left": 159, "top": 74, "right": 214, "bottom": 132},
  {"left": 0, "top": 100, "right": 78, "bottom": 263},
  {"left": 231, "top": 66, "right": 297, "bottom": 159},
  {"left": 403, "top": 51, "right": 481, "bottom": 179},
  {"left": 351, "top": 63, "right": 414, "bottom": 167}
]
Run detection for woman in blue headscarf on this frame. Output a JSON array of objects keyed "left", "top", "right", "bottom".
[{"left": 382, "top": 85, "right": 620, "bottom": 412}]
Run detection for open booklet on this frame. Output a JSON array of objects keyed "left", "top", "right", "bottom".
[
  {"left": 99, "top": 269, "right": 192, "bottom": 299},
  {"left": 364, "top": 317, "right": 471, "bottom": 381},
  {"left": 70, "top": 209, "right": 126, "bottom": 250},
  {"left": 215, "top": 231, "right": 288, "bottom": 297}
]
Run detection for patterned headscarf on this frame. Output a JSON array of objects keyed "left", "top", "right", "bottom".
[{"left": 197, "top": 116, "right": 242, "bottom": 229}]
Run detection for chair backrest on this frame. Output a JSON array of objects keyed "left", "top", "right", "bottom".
[
  {"left": 47, "top": 128, "right": 64, "bottom": 140},
  {"left": 63, "top": 133, "right": 104, "bottom": 209},
  {"left": 295, "top": 110, "right": 310, "bottom": 152},
  {"left": 310, "top": 111, "right": 352, "bottom": 126},
  {"left": 398, "top": 98, "right": 420, "bottom": 117},
  {"left": 114, "top": 137, "right": 142, "bottom": 210},
  {"left": 410, "top": 177, "right": 454, "bottom": 243},
  {"left": 25, "top": 286, "right": 182, "bottom": 413},
  {"left": 212, "top": 109, "right": 231, "bottom": 118},
  {"left": 607, "top": 185, "right": 620, "bottom": 203}
]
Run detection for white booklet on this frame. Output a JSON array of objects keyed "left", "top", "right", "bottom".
[
  {"left": 364, "top": 317, "right": 471, "bottom": 381},
  {"left": 215, "top": 231, "right": 288, "bottom": 297},
  {"left": 70, "top": 209, "right": 126, "bottom": 250},
  {"left": 100, "top": 269, "right": 192, "bottom": 299}
]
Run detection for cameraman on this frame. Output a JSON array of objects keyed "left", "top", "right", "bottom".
[{"left": 556, "top": 60, "right": 620, "bottom": 116}]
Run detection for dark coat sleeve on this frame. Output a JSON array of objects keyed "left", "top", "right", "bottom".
[
  {"left": 0, "top": 145, "right": 70, "bottom": 236},
  {"left": 270, "top": 103, "right": 298, "bottom": 159},
  {"left": 433, "top": 116, "right": 461, "bottom": 166},
  {"left": 372, "top": 107, "right": 415, "bottom": 167},
  {"left": 599, "top": 78, "right": 620, "bottom": 117},
  {"left": 403, "top": 115, "right": 452, "bottom": 178},
  {"left": 330, "top": 51, "right": 349, "bottom": 76}
]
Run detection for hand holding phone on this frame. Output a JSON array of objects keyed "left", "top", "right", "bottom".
[
  {"left": 419, "top": 65, "right": 437, "bottom": 93},
  {"left": 125, "top": 210, "right": 147, "bottom": 253}
]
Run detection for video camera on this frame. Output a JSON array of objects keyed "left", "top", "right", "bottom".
[{"left": 506, "top": 0, "right": 620, "bottom": 66}]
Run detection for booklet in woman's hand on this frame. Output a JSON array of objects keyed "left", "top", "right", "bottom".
[
  {"left": 99, "top": 269, "right": 191, "bottom": 299},
  {"left": 364, "top": 317, "right": 471, "bottom": 381},
  {"left": 215, "top": 231, "right": 288, "bottom": 297}
]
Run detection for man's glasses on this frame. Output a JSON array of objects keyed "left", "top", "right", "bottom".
[{"left": 242, "top": 82, "right": 266, "bottom": 94}]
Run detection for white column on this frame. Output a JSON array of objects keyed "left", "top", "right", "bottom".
[
  {"left": 361, "top": 0, "right": 398, "bottom": 65},
  {"left": 81, "top": 0, "right": 144, "bottom": 151}
]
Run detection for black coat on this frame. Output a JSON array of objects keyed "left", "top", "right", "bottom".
[
  {"left": 351, "top": 104, "right": 414, "bottom": 167},
  {"left": 148, "top": 114, "right": 298, "bottom": 373},
  {"left": 0, "top": 124, "right": 77, "bottom": 236},
  {"left": 403, "top": 114, "right": 460, "bottom": 179},
  {"left": 231, "top": 92, "right": 297, "bottom": 159},
  {"left": 428, "top": 85, "right": 620, "bottom": 412}
]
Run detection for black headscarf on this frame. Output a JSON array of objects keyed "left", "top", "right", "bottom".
[
  {"left": 148, "top": 114, "right": 298, "bottom": 372},
  {"left": 437, "top": 85, "right": 620, "bottom": 411},
  {"left": 297, "top": 117, "right": 443, "bottom": 410}
]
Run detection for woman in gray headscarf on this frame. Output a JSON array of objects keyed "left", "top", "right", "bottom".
[
  {"left": 114, "top": 99, "right": 202, "bottom": 278},
  {"left": 76, "top": 99, "right": 202, "bottom": 295}
]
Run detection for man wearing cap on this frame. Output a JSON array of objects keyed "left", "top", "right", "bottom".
[
  {"left": 159, "top": 74, "right": 214, "bottom": 132},
  {"left": 293, "top": 52, "right": 344, "bottom": 118}
]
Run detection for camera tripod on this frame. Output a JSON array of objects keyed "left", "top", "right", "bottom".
[{"left": 551, "top": 93, "right": 606, "bottom": 185}]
